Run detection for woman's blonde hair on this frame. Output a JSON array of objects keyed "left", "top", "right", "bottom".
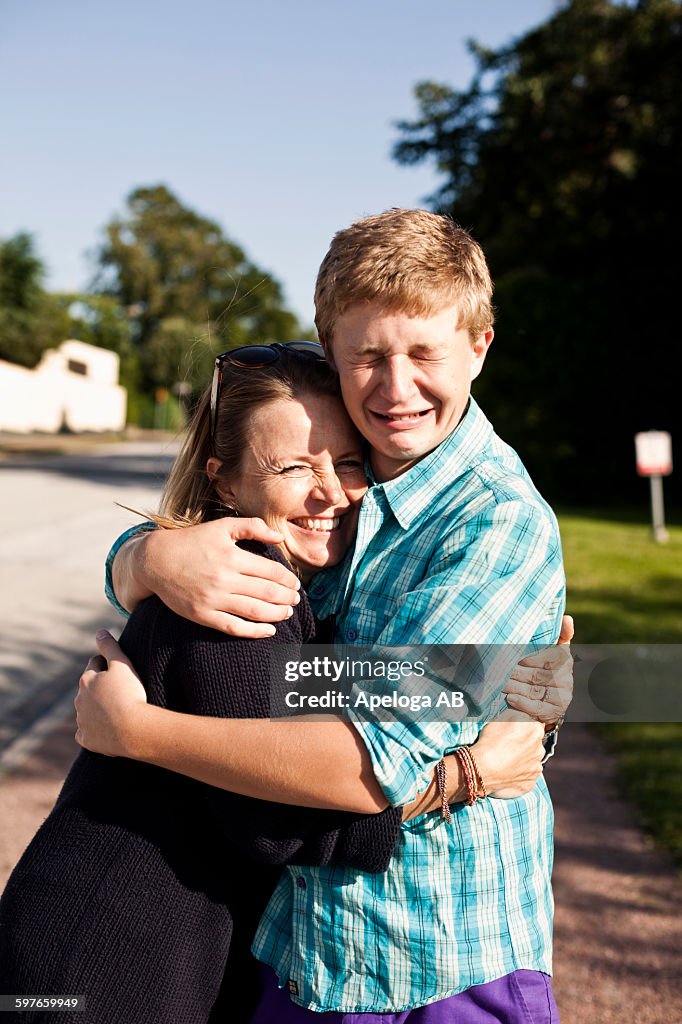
[
  {"left": 314, "top": 208, "right": 494, "bottom": 346},
  {"left": 154, "top": 349, "right": 343, "bottom": 528}
]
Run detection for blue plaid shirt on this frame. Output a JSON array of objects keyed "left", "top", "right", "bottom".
[{"left": 251, "top": 398, "right": 565, "bottom": 1012}]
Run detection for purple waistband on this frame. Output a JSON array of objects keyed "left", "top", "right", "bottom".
[{"left": 250, "top": 964, "right": 559, "bottom": 1023}]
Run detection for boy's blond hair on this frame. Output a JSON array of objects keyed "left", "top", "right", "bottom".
[{"left": 314, "top": 208, "right": 494, "bottom": 345}]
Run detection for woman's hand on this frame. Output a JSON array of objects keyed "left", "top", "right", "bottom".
[
  {"left": 503, "top": 614, "right": 574, "bottom": 724},
  {"left": 114, "top": 517, "right": 302, "bottom": 636},
  {"left": 75, "top": 631, "right": 150, "bottom": 758}
]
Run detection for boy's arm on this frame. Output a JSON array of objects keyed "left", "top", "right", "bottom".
[
  {"left": 106, "top": 519, "right": 301, "bottom": 635},
  {"left": 106, "top": 525, "right": 155, "bottom": 617},
  {"left": 344, "top": 500, "right": 566, "bottom": 805}
]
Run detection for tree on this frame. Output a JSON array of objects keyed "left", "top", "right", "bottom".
[
  {"left": 394, "top": 0, "right": 682, "bottom": 504},
  {"left": 0, "top": 234, "right": 70, "bottom": 367},
  {"left": 93, "top": 185, "right": 304, "bottom": 394}
]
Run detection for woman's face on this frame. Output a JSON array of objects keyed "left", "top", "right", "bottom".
[{"left": 217, "top": 395, "right": 367, "bottom": 582}]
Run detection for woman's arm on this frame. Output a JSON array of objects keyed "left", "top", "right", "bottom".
[
  {"left": 112, "top": 595, "right": 403, "bottom": 874},
  {"left": 77, "top": 632, "right": 548, "bottom": 812},
  {"left": 80, "top": 682, "right": 389, "bottom": 813}
]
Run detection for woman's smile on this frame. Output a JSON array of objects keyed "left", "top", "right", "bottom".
[{"left": 289, "top": 515, "right": 345, "bottom": 532}]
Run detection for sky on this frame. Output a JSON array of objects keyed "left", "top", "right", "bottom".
[{"left": 1, "top": 0, "right": 557, "bottom": 328}]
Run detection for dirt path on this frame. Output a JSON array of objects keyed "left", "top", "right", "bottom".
[
  {"left": 550, "top": 724, "right": 682, "bottom": 1023},
  {"left": 1, "top": 719, "right": 680, "bottom": 1022}
]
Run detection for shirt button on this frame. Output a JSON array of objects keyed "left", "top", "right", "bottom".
[
  {"left": 347, "top": 629, "right": 357, "bottom": 641},
  {"left": 296, "top": 876, "right": 306, "bottom": 889},
  {"left": 311, "top": 585, "right": 323, "bottom": 596}
]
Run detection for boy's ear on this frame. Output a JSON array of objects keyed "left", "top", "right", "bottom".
[
  {"left": 470, "top": 327, "right": 494, "bottom": 382},
  {"left": 206, "top": 457, "right": 236, "bottom": 506}
]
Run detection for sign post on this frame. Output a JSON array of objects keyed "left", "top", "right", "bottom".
[{"left": 635, "top": 431, "right": 673, "bottom": 543}]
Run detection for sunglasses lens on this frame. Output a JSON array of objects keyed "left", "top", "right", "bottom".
[
  {"left": 220, "top": 345, "right": 279, "bottom": 368},
  {"left": 281, "top": 341, "right": 325, "bottom": 360}
]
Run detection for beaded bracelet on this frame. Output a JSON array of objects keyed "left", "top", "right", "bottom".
[
  {"left": 454, "top": 746, "right": 488, "bottom": 806},
  {"left": 436, "top": 747, "right": 489, "bottom": 820},
  {"left": 435, "top": 758, "right": 453, "bottom": 823},
  {"left": 467, "top": 748, "right": 488, "bottom": 799},
  {"left": 455, "top": 747, "right": 478, "bottom": 805}
]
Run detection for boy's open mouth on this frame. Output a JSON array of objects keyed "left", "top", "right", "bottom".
[{"left": 370, "top": 409, "right": 432, "bottom": 423}]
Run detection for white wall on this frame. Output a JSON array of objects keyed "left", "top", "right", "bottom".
[{"left": 0, "top": 340, "right": 127, "bottom": 434}]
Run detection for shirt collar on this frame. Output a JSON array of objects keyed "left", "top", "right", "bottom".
[{"left": 369, "top": 397, "right": 494, "bottom": 530}]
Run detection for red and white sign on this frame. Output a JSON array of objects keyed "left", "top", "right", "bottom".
[{"left": 635, "top": 431, "right": 673, "bottom": 477}]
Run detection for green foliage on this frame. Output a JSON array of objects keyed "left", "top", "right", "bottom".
[
  {"left": 394, "top": 0, "right": 682, "bottom": 505},
  {"left": 129, "top": 390, "right": 187, "bottom": 431},
  {"left": 93, "top": 184, "right": 306, "bottom": 396},
  {"left": 64, "top": 293, "right": 132, "bottom": 355},
  {"left": 0, "top": 233, "right": 70, "bottom": 367},
  {"left": 0, "top": 233, "right": 44, "bottom": 311}
]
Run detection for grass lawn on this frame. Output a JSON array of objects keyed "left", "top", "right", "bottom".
[
  {"left": 558, "top": 507, "right": 682, "bottom": 643},
  {"left": 556, "top": 507, "right": 682, "bottom": 866}
]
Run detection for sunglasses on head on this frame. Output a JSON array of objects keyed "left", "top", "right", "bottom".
[{"left": 209, "top": 341, "right": 326, "bottom": 449}]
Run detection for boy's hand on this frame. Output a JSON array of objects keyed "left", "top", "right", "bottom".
[
  {"left": 473, "top": 719, "right": 547, "bottom": 798},
  {"left": 126, "top": 517, "right": 302, "bottom": 636},
  {"left": 503, "top": 614, "right": 574, "bottom": 723}
]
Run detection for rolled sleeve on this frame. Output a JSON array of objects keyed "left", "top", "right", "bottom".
[
  {"left": 104, "top": 523, "right": 155, "bottom": 619},
  {"left": 350, "top": 718, "right": 472, "bottom": 807}
]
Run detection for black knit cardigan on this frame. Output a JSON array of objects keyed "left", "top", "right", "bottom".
[{"left": 0, "top": 545, "right": 402, "bottom": 1024}]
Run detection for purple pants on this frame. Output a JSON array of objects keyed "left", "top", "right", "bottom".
[{"left": 251, "top": 965, "right": 559, "bottom": 1023}]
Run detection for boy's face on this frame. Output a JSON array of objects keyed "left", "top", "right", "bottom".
[{"left": 327, "top": 302, "right": 492, "bottom": 482}]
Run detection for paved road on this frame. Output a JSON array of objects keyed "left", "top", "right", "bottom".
[{"left": 0, "top": 442, "right": 177, "bottom": 753}]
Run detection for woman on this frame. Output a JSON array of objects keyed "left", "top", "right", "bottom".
[{"left": 0, "top": 345, "right": 544, "bottom": 1024}]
